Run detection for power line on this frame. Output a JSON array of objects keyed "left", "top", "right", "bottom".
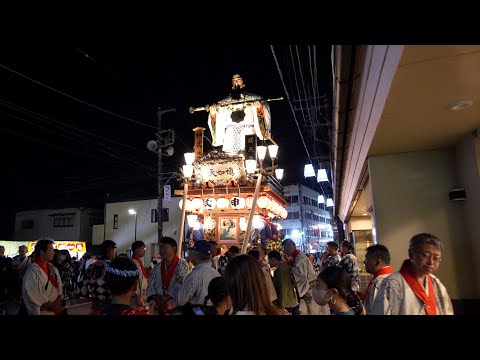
[{"left": 0, "top": 63, "right": 157, "bottom": 130}]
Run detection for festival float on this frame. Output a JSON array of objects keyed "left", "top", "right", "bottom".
[{"left": 175, "top": 88, "right": 287, "bottom": 254}]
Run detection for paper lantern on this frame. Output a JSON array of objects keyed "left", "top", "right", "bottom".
[
  {"left": 191, "top": 198, "right": 203, "bottom": 211},
  {"left": 245, "top": 196, "right": 254, "bottom": 209},
  {"left": 257, "top": 195, "right": 271, "bottom": 209},
  {"left": 217, "top": 197, "right": 229, "bottom": 210},
  {"left": 230, "top": 196, "right": 245, "bottom": 210},
  {"left": 203, "top": 197, "right": 216, "bottom": 210}
]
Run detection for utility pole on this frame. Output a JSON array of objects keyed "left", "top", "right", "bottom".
[{"left": 152, "top": 107, "right": 176, "bottom": 244}]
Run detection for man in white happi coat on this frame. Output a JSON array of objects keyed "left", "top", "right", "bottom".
[
  {"left": 131, "top": 240, "right": 149, "bottom": 310},
  {"left": 22, "top": 239, "right": 65, "bottom": 315},
  {"left": 362, "top": 244, "right": 393, "bottom": 315},
  {"left": 146, "top": 237, "right": 190, "bottom": 314},
  {"left": 282, "top": 239, "right": 330, "bottom": 315},
  {"left": 370, "top": 233, "right": 454, "bottom": 315},
  {"left": 208, "top": 73, "right": 271, "bottom": 154}
]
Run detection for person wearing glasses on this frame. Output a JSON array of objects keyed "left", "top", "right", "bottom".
[{"left": 370, "top": 233, "right": 454, "bottom": 315}]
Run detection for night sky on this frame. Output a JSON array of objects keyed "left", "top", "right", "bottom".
[{"left": 0, "top": 46, "right": 332, "bottom": 238}]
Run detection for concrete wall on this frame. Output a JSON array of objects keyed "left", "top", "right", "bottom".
[
  {"left": 105, "top": 198, "right": 182, "bottom": 265},
  {"left": 92, "top": 224, "right": 104, "bottom": 245},
  {"left": 368, "top": 149, "right": 471, "bottom": 299},
  {"left": 456, "top": 132, "right": 480, "bottom": 297},
  {"left": 14, "top": 208, "right": 82, "bottom": 241}
]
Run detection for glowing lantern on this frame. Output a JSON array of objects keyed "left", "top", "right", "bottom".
[
  {"left": 191, "top": 198, "right": 203, "bottom": 211},
  {"left": 245, "top": 196, "right": 254, "bottom": 209},
  {"left": 230, "top": 196, "right": 245, "bottom": 210},
  {"left": 257, "top": 195, "right": 271, "bottom": 209},
  {"left": 178, "top": 198, "right": 193, "bottom": 212},
  {"left": 203, "top": 197, "right": 216, "bottom": 210},
  {"left": 239, "top": 217, "right": 247, "bottom": 231},
  {"left": 217, "top": 197, "right": 229, "bottom": 210}
]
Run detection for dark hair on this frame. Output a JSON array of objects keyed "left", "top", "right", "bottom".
[
  {"left": 267, "top": 250, "right": 282, "bottom": 262},
  {"left": 204, "top": 277, "right": 228, "bottom": 306},
  {"left": 33, "top": 239, "right": 54, "bottom": 257},
  {"left": 319, "top": 266, "right": 364, "bottom": 315},
  {"left": 104, "top": 257, "right": 139, "bottom": 295},
  {"left": 160, "top": 236, "right": 177, "bottom": 249},
  {"left": 247, "top": 249, "right": 260, "bottom": 261},
  {"left": 327, "top": 241, "right": 338, "bottom": 249},
  {"left": 132, "top": 241, "right": 145, "bottom": 253},
  {"left": 59, "top": 249, "right": 72, "bottom": 264},
  {"left": 224, "top": 255, "right": 281, "bottom": 315},
  {"left": 282, "top": 238, "right": 296, "bottom": 247},
  {"left": 366, "top": 244, "right": 391, "bottom": 265},
  {"left": 341, "top": 240, "right": 354, "bottom": 250},
  {"left": 409, "top": 233, "right": 443, "bottom": 253},
  {"left": 226, "top": 246, "right": 240, "bottom": 254}
]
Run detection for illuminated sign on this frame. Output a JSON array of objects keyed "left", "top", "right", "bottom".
[{"left": 193, "top": 151, "right": 246, "bottom": 186}]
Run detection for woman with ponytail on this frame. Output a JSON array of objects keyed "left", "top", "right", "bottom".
[{"left": 312, "top": 266, "right": 365, "bottom": 315}]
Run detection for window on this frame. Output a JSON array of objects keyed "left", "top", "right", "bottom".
[
  {"left": 53, "top": 217, "right": 74, "bottom": 227},
  {"left": 151, "top": 208, "right": 169, "bottom": 223},
  {"left": 113, "top": 214, "right": 118, "bottom": 229},
  {"left": 21, "top": 220, "right": 34, "bottom": 229},
  {"left": 312, "top": 200, "right": 318, "bottom": 207},
  {"left": 291, "top": 195, "right": 298, "bottom": 203},
  {"left": 287, "top": 211, "right": 299, "bottom": 220}
]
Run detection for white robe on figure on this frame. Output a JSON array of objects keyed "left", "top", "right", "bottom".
[
  {"left": 22, "top": 262, "right": 62, "bottom": 315},
  {"left": 369, "top": 272, "right": 454, "bottom": 315},
  {"left": 208, "top": 93, "right": 271, "bottom": 154}
]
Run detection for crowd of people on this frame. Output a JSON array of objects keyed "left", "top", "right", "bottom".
[{"left": 0, "top": 231, "right": 454, "bottom": 316}]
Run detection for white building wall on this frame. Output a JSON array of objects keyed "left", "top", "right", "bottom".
[
  {"left": 105, "top": 197, "right": 182, "bottom": 266},
  {"left": 14, "top": 208, "right": 82, "bottom": 241}
]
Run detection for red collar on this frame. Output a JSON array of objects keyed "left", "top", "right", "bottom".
[
  {"left": 34, "top": 257, "right": 59, "bottom": 289},
  {"left": 133, "top": 256, "right": 149, "bottom": 279},
  {"left": 161, "top": 256, "right": 180, "bottom": 292},
  {"left": 361, "top": 266, "right": 393, "bottom": 301},
  {"left": 399, "top": 260, "right": 437, "bottom": 315}
]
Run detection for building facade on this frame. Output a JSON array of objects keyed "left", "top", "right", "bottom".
[
  {"left": 278, "top": 184, "right": 333, "bottom": 253},
  {"left": 332, "top": 45, "right": 480, "bottom": 310},
  {"left": 102, "top": 197, "right": 182, "bottom": 265},
  {"left": 14, "top": 207, "right": 103, "bottom": 243}
]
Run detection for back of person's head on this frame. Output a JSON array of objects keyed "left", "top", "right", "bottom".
[
  {"left": 267, "top": 250, "right": 282, "bottom": 262},
  {"left": 104, "top": 257, "right": 139, "bottom": 295},
  {"left": 226, "top": 246, "right": 240, "bottom": 255},
  {"left": 33, "top": 238, "right": 54, "bottom": 257},
  {"left": 247, "top": 249, "right": 260, "bottom": 261},
  {"left": 365, "top": 244, "right": 391, "bottom": 265},
  {"left": 319, "top": 266, "right": 363, "bottom": 315},
  {"left": 59, "top": 249, "right": 72, "bottom": 264},
  {"left": 101, "top": 240, "right": 117, "bottom": 257},
  {"left": 282, "top": 238, "right": 296, "bottom": 247},
  {"left": 224, "top": 255, "right": 280, "bottom": 315},
  {"left": 408, "top": 233, "right": 443, "bottom": 253},
  {"left": 204, "top": 277, "right": 228, "bottom": 307},
  {"left": 131, "top": 241, "right": 145, "bottom": 253},
  {"left": 326, "top": 241, "right": 338, "bottom": 250}
]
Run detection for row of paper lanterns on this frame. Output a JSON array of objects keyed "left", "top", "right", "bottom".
[{"left": 179, "top": 195, "right": 288, "bottom": 219}]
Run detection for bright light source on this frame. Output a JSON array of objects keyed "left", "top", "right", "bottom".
[
  {"left": 275, "top": 168, "right": 284, "bottom": 180},
  {"left": 184, "top": 152, "right": 195, "bottom": 165},
  {"left": 317, "top": 169, "right": 328, "bottom": 182},
  {"left": 186, "top": 214, "right": 198, "bottom": 228},
  {"left": 245, "top": 159, "right": 257, "bottom": 174},
  {"left": 128, "top": 209, "right": 136, "bottom": 215},
  {"left": 268, "top": 144, "right": 279, "bottom": 159},
  {"left": 183, "top": 164, "right": 193, "bottom": 179},
  {"left": 318, "top": 195, "right": 325, "bottom": 204},
  {"left": 304, "top": 164, "right": 315, "bottom": 177},
  {"left": 257, "top": 146, "right": 267, "bottom": 161},
  {"left": 326, "top": 198, "right": 334, "bottom": 207},
  {"left": 292, "top": 230, "right": 300, "bottom": 238}
]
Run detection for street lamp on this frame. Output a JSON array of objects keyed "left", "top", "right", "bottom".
[{"left": 128, "top": 209, "right": 137, "bottom": 242}]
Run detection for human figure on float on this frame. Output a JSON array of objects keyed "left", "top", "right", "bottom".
[{"left": 207, "top": 73, "right": 271, "bottom": 155}]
